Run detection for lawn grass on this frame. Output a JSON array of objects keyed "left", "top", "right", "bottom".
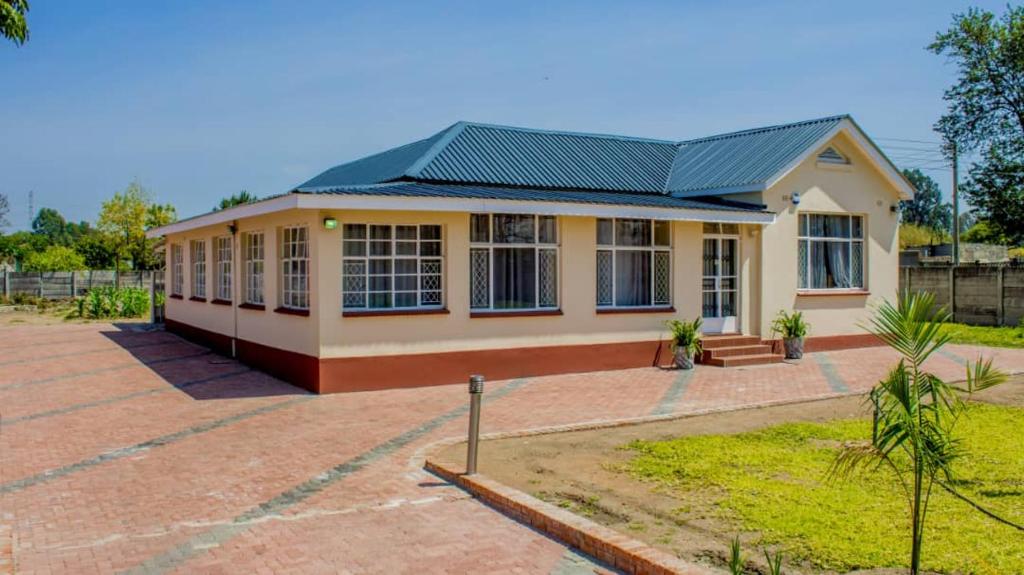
[
  {"left": 626, "top": 404, "right": 1024, "bottom": 574},
  {"left": 940, "top": 322, "right": 1024, "bottom": 348}
]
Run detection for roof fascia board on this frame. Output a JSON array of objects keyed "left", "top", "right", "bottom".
[
  {"left": 295, "top": 193, "right": 775, "bottom": 224},
  {"left": 404, "top": 122, "right": 469, "bottom": 178},
  {"left": 763, "top": 118, "right": 915, "bottom": 200},
  {"left": 146, "top": 194, "right": 299, "bottom": 237}
]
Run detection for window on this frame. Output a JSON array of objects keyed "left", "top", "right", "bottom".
[
  {"left": 170, "top": 244, "right": 183, "bottom": 296},
  {"left": 190, "top": 239, "right": 206, "bottom": 299},
  {"left": 280, "top": 226, "right": 309, "bottom": 310},
  {"left": 596, "top": 218, "right": 671, "bottom": 307},
  {"left": 798, "top": 214, "right": 864, "bottom": 290},
  {"left": 469, "top": 214, "right": 558, "bottom": 311},
  {"left": 243, "top": 231, "right": 264, "bottom": 305},
  {"left": 214, "top": 236, "right": 232, "bottom": 301},
  {"left": 342, "top": 224, "right": 443, "bottom": 309}
]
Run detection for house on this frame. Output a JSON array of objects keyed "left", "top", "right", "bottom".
[{"left": 148, "top": 115, "right": 913, "bottom": 393}]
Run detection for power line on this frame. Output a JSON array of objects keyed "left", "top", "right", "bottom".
[{"left": 876, "top": 136, "right": 944, "bottom": 145}]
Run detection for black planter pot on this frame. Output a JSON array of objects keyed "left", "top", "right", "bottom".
[{"left": 783, "top": 337, "right": 804, "bottom": 359}]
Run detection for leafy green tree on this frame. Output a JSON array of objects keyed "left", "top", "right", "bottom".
[
  {"left": 73, "top": 231, "right": 117, "bottom": 269},
  {"left": 831, "top": 292, "right": 1011, "bottom": 575},
  {"left": 31, "top": 207, "right": 71, "bottom": 245},
  {"left": 0, "top": 230, "right": 47, "bottom": 267},
  {"left": 900, "top": 223, "right": 950, "bottom": 249},
  {"left": 0, "top": 0, "right": 28, "bottom": 46},
  {"left": 214, "top": 190, "right": 257, "bottom": 211},
  {"left": 930, "top": 7, "right": 1024, "bottom": 244},
  {"left": 900, "top": 169, "right": 952, "bottom": 234},
  {"left": 97, "top": 181, "right": 177, "bottom": 271},
  {"left": 22, "top": 245, "right": 85, "bottom": 271},
  {"left": 961, "top": 219, "right": 1009, "bottom": 244}
]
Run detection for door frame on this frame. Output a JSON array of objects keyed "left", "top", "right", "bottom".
[{"left": 702, "top": 233, "right": 740, "bottom": 334}]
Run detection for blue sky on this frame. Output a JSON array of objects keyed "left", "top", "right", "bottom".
[{"left": 0, "top": 0, "right": 1002, "bottom": 229}]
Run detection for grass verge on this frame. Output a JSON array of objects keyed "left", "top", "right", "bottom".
[
  {"left": 625, "top": 404, "right": 1024, "bottom": 574},
  {"left": 940, "top": 322, "right": 1024, "bottom": 348}
]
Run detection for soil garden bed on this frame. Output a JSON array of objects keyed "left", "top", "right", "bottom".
[{"left": 434, "top": 378, "right": 1024, "bottom": 574}]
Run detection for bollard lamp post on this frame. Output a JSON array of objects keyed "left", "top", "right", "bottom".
[{"left": 466, "top": 374, "right": 484, "bottom": 475}]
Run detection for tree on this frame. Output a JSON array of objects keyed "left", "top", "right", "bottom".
[
  {"left": 0, "top": 0, "right": 28, "bottom": 46},
  {"left": 0, "top": 191, "right": 9, "bottom": 229},
  {"left": 32, "top": 207, "right": 71, "bottom": 245},
  {"left": 22, "top": 245, "right": 85, "bottom": 271},
  {"left": 0, "top": 230, "right": 47, "bottom": 267},
  {"left": 97, "top": 181, "right": 177, "bottom": 271},
  {"left": 214, "top": 190, "right": 257, "bottom": 211},
  {"left": 830, "top": 292, "right": 1013, "bottom": 575},
  {"left": 73, "top": 232, "right": 117, "bottom": 269},
  {"left": 900, "top": 223, "right": 950, "bottom": 249},
  {"left": 962, "top": 219, "right": 1009, "bottom": 244},
  {"left": 931, "top": 7, "right": 1024, "bottom": 244},
  {"left": 900, "top": 169, "right": 952, "bottom": 234}
]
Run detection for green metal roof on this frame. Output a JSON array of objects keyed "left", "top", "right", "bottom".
[
  {"left": 296, "top": 182, "right": 769, "bottom": 213},
  {"left": 297, "top": 115, "right": 856, "bottom": 197}
]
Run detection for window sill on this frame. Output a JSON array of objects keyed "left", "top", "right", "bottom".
[
  {"left": 238, "top": 302, "right": 266, "bottom": 311},
  {"left": 274, "top": 306, "right": 310, "bottom": 317},
  {"left": 470, "top": 309, "right": 563, "bottom": 318},
  {"left": 796, "top": 290, "right": 870, "bottom": 297},
  {"left": 596, "top": 306, "right": 676, "bottom": 315},
  {"left": 168, "top": 294, "right": 183, "bottom": 300},
  {"left": 210, "top": 299, "right": 232, "bottom": 306},
  {"left": 189, "top": 296, "right": 207, "bottom": 303},
  {"left": 343, "top": 308, "right": 450, "bottom": 318}
]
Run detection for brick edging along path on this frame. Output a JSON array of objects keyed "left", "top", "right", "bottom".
[{"left": 420, "top": 391, "right": 866, "bottom": 575}]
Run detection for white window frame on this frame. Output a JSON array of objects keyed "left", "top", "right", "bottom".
[
  {"left": 596, "top": 218, "right": 672, "bottom": 309},
  {"left": 214, "top": 236, "right": 233, "bottom": 302},
  {"left": 279, "top": 226, "right": 310, "bottom": 310},
  {"left": 469, "top": 214, "right": 559, "bottom": 312},
  {"left": 190, "top": 239, "right": 206, "bottom": 299},
  {"left": 342, "top": 223, "right": 444, "bottom": 310},
  {"left": 798, "top": 213, "right": 865, "bottom": 291},
  {"left": 243, "top": 231, "right": 265, "bottom": 305},
  {"left": 170, "top": 243, "right": 184, "bottom": 297}
]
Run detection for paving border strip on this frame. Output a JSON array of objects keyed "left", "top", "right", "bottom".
[
  {"left": 0, "top": 350, "right": 213, "bottom": 391},
  {"left": 119, "top": 377, "right": 532, "bottom": 575}
]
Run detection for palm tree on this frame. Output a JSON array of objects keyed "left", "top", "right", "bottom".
[
  {"left": 214, "top": 190, "right": 257, "bottom": 211},
  {"left": 830, "top": 292, "right": 1008, "bottom": 574}
]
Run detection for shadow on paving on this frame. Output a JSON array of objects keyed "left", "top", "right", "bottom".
[{"left": 100, "top": 323, "right": 308, "bottom": 401}]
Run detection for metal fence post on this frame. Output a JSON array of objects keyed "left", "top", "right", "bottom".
[{"left": 466, "top": 374, "right": 485, "bottom": 475}]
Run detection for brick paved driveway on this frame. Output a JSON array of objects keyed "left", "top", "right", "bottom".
[{"left": 2, "top": 323, "right": 1023, "bottom": 574}]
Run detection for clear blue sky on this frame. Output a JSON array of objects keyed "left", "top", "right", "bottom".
[{"left": 0, "top": 0, "right": 1004, "bottom": 230}]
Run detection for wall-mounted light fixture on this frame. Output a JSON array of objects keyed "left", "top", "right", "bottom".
[
  {"left": 790, "top": 192, "right": 801, "bottom": 205},
  {"left": 323, "top": 217, "right": 338, "bottom": 230},
  {"left": 228, "top": 222, "right": 238, "bottom": 235},
  {"left": 890, "top": 204, "right": 900, "bottom": 214}
]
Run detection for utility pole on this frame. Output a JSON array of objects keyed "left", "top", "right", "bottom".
[
  {"left": 951, "top": 142, "right": 960, "bottom": 265},
  {"left": 27, "top": 190, "right": 34, "bottom": 228}
]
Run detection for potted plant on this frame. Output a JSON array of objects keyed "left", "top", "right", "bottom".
[
  {"left": 665, "top": 317, "right": 703, "bottom": 369},
  {"left": 771, "top": 310, "right": 810, "bottom": 359}
]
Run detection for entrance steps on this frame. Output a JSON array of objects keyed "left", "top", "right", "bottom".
[{"left": 699, "top": 334, "right": 784, "bottom": 367}]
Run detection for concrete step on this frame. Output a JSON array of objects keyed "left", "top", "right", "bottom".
[
  {"left": 702, "top": 344, "right": 773, "bottom": 360},
  {"left": 700, "top": 335, "right": 761, "bottom": 349},
  {"left": 704, "top": 353, "right": 785, "bottom": 368}
]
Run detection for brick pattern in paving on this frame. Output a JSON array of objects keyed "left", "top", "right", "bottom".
[{"left": 1, "top": 322, "right": 1022, "bottom": 574}]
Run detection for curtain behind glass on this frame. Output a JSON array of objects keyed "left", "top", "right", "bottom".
[
  {"left": 493, "top": 248, "right": 536, "bottom": 308},
  {"left": 827, "top": 242, "right": 851, "bottom": 288},
  {"left": 615, "top": 251, "right": 651, "bottom": 306}
]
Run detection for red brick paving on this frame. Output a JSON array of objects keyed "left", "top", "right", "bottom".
[{"left": 1, "top": 323, "right": 1022, "bottom": 574}]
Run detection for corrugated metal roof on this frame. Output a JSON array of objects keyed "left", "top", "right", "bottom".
[
  {"left": 666, "top": 115, "right": 845, "bottom": 194},
  {"left": 297, "top": 182, "right": 768, "bottom": 213},
  {"left": 297, "top": 115, "right": 853, "bottom": 197}
]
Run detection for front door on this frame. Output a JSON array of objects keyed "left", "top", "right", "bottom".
[{"left": 702, "top": 235, "right": 739, "bottom": 333}]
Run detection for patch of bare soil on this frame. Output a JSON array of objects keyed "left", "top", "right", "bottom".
[{"left": 435, "top": 377, "right": 1024, "bottom": 574}]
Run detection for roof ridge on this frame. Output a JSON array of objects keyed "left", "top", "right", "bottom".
[
  {"left": 452, "top": 120, "right": 679, "bottom": 146},
  {"left": 679, "top": 114, "right": 850, "bottom": 145},
  {"left": 404, "top": 121, "right": 469, "bottom": 177}
]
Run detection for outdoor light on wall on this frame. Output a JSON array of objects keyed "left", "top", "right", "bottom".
[
  {"left": 323, "top": 217, "right": 338, "bottom": 230},
  {"left": 890, "top": 203, "right": 901, "bottom": 214},
  {"left": 790, "top": 192, "right": 800, "bottom": 205}
]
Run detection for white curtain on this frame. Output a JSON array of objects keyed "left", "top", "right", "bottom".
[
  {"left": 615, "top": 251, "right": 651, "bottom": 306},
  {"left": 827, "top": 242, "right": 851, "bottom": 288}
]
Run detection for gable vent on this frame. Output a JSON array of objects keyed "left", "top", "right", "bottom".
[{"left": 817, "top": 147, "right": 848, "bottom": 164}]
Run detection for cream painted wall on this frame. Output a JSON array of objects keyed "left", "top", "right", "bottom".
[
  {"left": 164, "top": 208, "right": 320, "bottom": 357},
  {"left": 757, "top": 131, "right": 902, "bottom": 336},
  {"left": 315, "top": 211, "right": 705, "bottom": 359}
]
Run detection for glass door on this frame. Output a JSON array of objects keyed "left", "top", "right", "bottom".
[{"left": 702, "top": 235, "right": 738, "bottom": 333}]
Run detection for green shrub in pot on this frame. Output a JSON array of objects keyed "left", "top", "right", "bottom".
[
  {"left": 665, "top": 317, "right": 703, "bottom": 369},
  {"left": 771, "top": 310, "right": 810, "bottom": 359}
]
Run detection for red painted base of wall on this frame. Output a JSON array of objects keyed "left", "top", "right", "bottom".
[{"left": 164, "top": 319, "right": 883, "bottom": 394}]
